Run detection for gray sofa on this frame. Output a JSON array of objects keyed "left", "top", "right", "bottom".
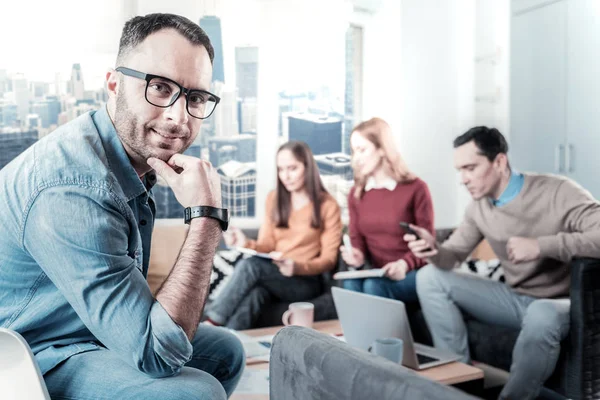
[{"left": 269, "top": 326, "right": 481, "bottom": 400}]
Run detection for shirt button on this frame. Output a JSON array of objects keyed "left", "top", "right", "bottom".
[{"left": 140, "top": 219, "right": 147, "bottom": 226}]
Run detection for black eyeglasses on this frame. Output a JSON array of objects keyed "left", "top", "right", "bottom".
[{"left": 115, "top": 67, "right": 220, "bottom": 119}]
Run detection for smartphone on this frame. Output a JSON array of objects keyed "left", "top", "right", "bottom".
[
  {"left": 399, "top": 222, "right": 420, "bottom": 239},
  {"left": 400, "top": 222, "right": 432, "bottom": 251},
  {"left": 342, "top": 234, "right": 353, "bottom": 252}
]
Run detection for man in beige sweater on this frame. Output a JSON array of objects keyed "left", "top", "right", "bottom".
[{"left": 406, "top": 126, "right": 600, "bottom": 400}]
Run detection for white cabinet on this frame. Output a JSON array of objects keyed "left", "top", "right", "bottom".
[{"left": 510, "top": 0, "right": 600, "bottom": 198}]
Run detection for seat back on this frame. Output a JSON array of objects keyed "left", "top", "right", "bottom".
[{"left": 0, "top": 328, "right": 51, "bottom": 400}]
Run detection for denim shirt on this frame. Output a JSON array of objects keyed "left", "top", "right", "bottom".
[{"left": 0, "top": 107, "right": 192, "bottom": 377}]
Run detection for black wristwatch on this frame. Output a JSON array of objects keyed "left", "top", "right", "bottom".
[{"left": 184, "top": 206, "right": 229, "bottom": 231}]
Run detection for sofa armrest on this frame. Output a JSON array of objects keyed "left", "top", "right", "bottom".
[
  {"left": 560, "top": 258, "right": 600, "bottom": 399},
  {"left": 269, "top": 326, "right": 477, "bottom": 400}
]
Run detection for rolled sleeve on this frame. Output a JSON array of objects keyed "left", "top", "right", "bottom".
[
  {"left": 149, "top": 301, "right": 193, "bottom": 370},
  {"left": 22, "top": 185, "right": 191, "bottom": 378}
]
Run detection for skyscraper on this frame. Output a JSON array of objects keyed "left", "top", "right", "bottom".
[
  {"left": 152, "top": 182, "right": 182, "bottom": 219},
  {"left": 344, "top": 25, "right": 362, "bottom": 155},
  {"left": 239, "top": 98, "right": 257, "bottom": 133},
  {"left": 199, "top": 16, "right": 225, "bottom": 83},
  {"left": 0, "top": 130, "right": 38, "bottom": 170},
  {"left": 208, "top": 134, "right": 257, "bottom": 168},
  {"left": 69, "top": 63, "right": 85, "bottom": 100},
  {"left": 235, "top": 46, "right": 258, "bottom": 99},
  {"left": 0, "top": 104, "right": 18, "bottom": 128},
  {"left": 218, "top": 160, "right": 256, "bottom": 218},
  {"left": 212, "top": 82, "right": 239, "bottom": 137},
  {"left": 12, "top": 73, "right": 29, "bottom": 123},
  {"left": 32, "top": 96, "right": 61, "bottom": 128},
  {"left": 314, "top": 153, "right": 353, "bottom": 180},
  {"left": 0, "top": 69, "right": 8, "bottom": 95},
  {"left": 288, "top": 113, "right": 343, "bottom": 155}
]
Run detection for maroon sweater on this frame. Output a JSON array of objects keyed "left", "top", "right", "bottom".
[{"left": 348, "top": 178, "right": 435, "bottom": 271}]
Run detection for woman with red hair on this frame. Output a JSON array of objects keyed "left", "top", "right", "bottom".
[{"left": 340, "top": 117, "right": 434, "bottom": 303}]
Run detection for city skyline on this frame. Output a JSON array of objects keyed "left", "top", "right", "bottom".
[{"left": 0, "top": 2, "right": 356, "bottom": 220}]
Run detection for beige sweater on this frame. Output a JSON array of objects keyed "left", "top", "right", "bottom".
[{"left": 431, "top": 173, "right": 600, "bottom": 298}]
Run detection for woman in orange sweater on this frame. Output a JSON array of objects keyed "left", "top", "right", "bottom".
[{"left": 205, "top": 141, "right": 342, "bottom": 329}]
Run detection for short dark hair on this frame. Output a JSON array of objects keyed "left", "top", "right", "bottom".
[
  {"left": 116, "top": 13, "right": 214, "bottom": 65},
  {"left": 453, "top": 126, "right": 508, "bottom": 162}
]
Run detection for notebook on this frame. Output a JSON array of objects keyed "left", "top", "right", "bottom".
[{"left": 333, "top": 269, "right": 386, "bottom": 280}]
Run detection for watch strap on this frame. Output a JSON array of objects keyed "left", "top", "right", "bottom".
[{"left": 184, "top": 206, "right": 229, "bottom": 231}]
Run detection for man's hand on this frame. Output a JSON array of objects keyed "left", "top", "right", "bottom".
[
  {"left": 340, "top": 246, "right": 365, "bottom": 268},
  {"left": 382, "top": 259, "right": 408, "bottom": 281},
  {"left": 147, "top": 154, "right": 221, "bottom": 208},
  {"left": 506, "top": 237, "right": 540, "bottom": 264},
  {"left": 405, "top": 224, "right": 438, "bottom": 259},
  {"left": 223, "top": 226, "right": 246, "bottom": 248},
  {"left": 273, "top": 258, "right": 296, "bottom": 277}
]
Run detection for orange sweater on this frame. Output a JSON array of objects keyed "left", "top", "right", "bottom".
[{"left": 245, "top": 191, "right": 342, "bottom": 276}]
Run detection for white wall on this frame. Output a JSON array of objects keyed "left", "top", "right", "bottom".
[{"left": 361, "top": 0, "right": 476, "bottom": 228}]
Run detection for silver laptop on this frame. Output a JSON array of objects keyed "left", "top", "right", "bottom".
[{"left": 331, "top": 287, "right": 461, "bottom": 370}]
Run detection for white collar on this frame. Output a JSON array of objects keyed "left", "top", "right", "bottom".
[{"left": 365, "top": 176, "right": 398, "bottom": 192}]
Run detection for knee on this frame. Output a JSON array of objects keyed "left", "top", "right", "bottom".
[
  {"left": 343, "top": 279, "right": 363, "bottom": 292},
  {"left": 362, "top": 279, "right": 386, "bottom": 296},
  {"left": 218, "top": 329, "right": 246, "bottom": 381},
  {"left": 415, "top": 264, "right": 443, "bottom": 294},
  {"left": 235, "top": 257, "right": 262, "bottom": 276},
  {"left": 521, "top": 301, "right": 570, "bottom": 343},
  {"left": 153, "top": 370, "right": 227, "bottom": 400}
]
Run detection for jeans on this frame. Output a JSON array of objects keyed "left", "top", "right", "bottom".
[
  {"left": 342, "top": 270, "right": 419, "bottom": 303},
  {"left": 207, "top": 256, "right": 323, "bottom": 330},
  {"left": 416, "top": 264, "right": 570, "bottom": 400},
  {"left": 44, "top": 324, "right": 245, "bottom": 400}
]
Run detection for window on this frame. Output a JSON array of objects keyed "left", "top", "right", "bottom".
[{"left": 1, "top": 0, "right": 363, "bottom": 224}]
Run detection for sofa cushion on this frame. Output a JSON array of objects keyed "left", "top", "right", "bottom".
[
  {"left": 209, "top": 249, "right": 245, "bottom": 301},
  {"left": 148, "top": 221, "right": 250, "bottom": 297}
]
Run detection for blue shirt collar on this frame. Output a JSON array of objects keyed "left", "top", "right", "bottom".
[
  {"left": 91, "top": 106, "right": 156, "bottom": 201},
  {"left": 491, "top": 170, "right": 524, "bottom": 207}
]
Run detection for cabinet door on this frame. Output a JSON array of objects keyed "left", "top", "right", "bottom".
[
  {"left": 510, "top": 1, "right": 567, "bottom": 174},
  {"left": 566, "top": 0, "right": 600, "bottom": 199}
]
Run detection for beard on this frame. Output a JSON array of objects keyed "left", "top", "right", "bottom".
[{"left": 113, "top": 89, "right": 193, "bottom": 164}]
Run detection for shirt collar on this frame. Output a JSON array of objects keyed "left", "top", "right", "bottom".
[
  {"left": 491, "top": 170, "right": 524, "bottom": 207},
  {"left": 91, "top": 106, "right": 157, "bottom": 201},
  {"left": 365, "top": 176, "right": 398, "bottom": 192}
]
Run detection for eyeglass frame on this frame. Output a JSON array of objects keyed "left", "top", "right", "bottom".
[{"left": 115, "top": 66, "right": 221, "bottom": 120}]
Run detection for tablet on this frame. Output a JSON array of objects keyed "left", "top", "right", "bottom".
[{"left": 234, "top": 247, "right": 275, "bottom": 259}]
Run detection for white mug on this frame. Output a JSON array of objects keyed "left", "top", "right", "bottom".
[{"left": 282, "top": 302, "right": 314, "bottom": 328}]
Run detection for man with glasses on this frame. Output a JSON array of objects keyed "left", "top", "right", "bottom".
[{"left": 0, "top": 13, "right": 244, "bottom": 400}]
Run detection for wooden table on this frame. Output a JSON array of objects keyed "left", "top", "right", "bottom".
[{"left": 231, "top": 320, "right": 484, "bottom": 399}]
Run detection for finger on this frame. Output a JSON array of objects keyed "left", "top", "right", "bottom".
[
  {"left": 409, "top": 224, "right": 428, "bottom": 236},
  {"left": 411, "top": 241, "right": 431, "bottom": 253},
  {"left": 147, "top": 157, "right": 178, "bottom": 183},
  {"left": 415, "top": 248, "right": 439, "bottom": 259},
  {"left": 167, "top": 153, "right": 197, "bottom": 170},
  {"left": 403, "top": 234, "right": 417, "bottom": 242}
]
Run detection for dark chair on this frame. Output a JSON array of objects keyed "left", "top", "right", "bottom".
[{"left": 464, "top": 257, "right": 600, "bottom": 400}]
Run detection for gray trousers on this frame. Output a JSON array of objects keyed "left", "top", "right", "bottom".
[
  {"left": 206, "top": 256, "right": 322, "bottom": 330},
  {"left": 416, "top": 264, "right": 570, "bottom": 400}
]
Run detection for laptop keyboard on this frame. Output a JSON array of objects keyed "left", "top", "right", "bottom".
[{"left": 416, "top": 353, "right": 439, "bottom": 365}]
